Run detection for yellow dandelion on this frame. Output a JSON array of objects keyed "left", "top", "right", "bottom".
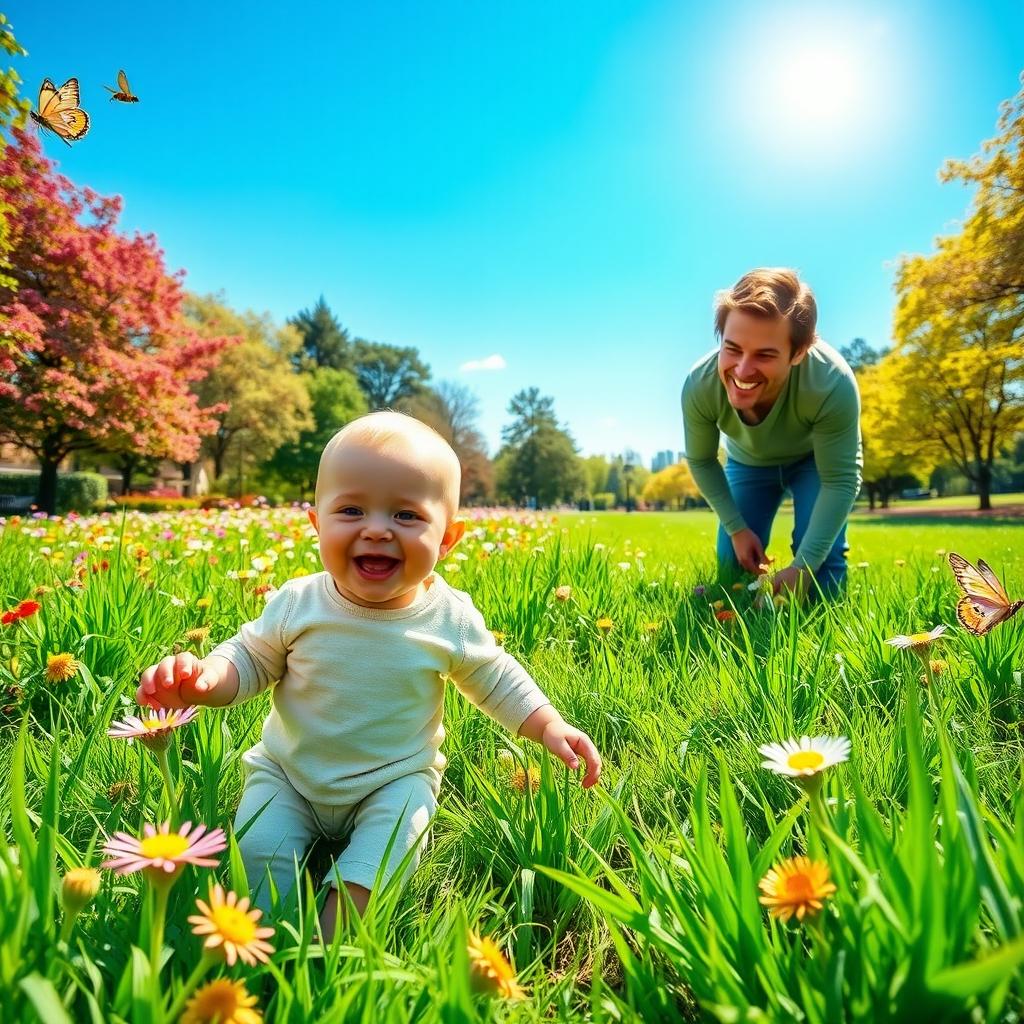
[
  {"left": 188, "top": 884, "right": 275, "bottom": 966},
  {"left": 491, "top": 630, "right": 506, "bottom": 645},
  {"left": 643, "top": 620, "right": 661, "bottom": 633},
  {"left": 510, "top": 764, "right": 541, "bottom": 793},
  {"left": 181, "top": 979, "right": 262, "bottom": 1024},
  {"left": 184, "top": 626, "right": 211, "bottom": 645},
  {"left": 62, "top": 867, "right": 101, "bottom": 913},
  {"left": 195, "top": 596, "right": 213, "bottom": 609},
  {"left": 886, "top": 625, "right": 946, "bottom": 659},
  {"left": 467, "top": 930, "right": 526, "bottom": 999},
  {"left": 45, "top": 653, "right": 79, "bottom": 683},
  {"left": 758, "top": 855, "right": 836, "bottom": 923},
  {"left": 596, "top": 617, "right": 614, "bottom": 634}
]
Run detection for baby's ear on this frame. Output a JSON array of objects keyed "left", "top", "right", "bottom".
[
  {"left": 440, "top": 519, "right": 466, "bottom": 558},
  {"left": 307, "top": 507, "right": 319, "bottom": 532}
]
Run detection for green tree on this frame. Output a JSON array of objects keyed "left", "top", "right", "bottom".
[
  {"left": 264, "top": 366, "right": 367, "bottom": 500},
  {"left": 582, "top": 455, "right": 610, "bottom": 497},
  {"left": 839, "top": 338, "right": 881, "bottom": 372},
  {"left": 185, "top": 295, "right": 313, "bottom": 488},
  {"left": 496, "top": 390, "right": 584, "bottom": 507},
  {"left": 501, "top": 387, "right": 558, "bottom": 447},
  {"left": 290, "top": 296, "right": 352, "bottom": 371},
  {"left": 0, "top": 14, "right": 27, "bottom": 295},
  {"left": 353, "top": 339, "right": 431, "bottom": 409}
]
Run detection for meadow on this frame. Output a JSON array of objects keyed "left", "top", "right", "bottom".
[{"left": 1, "top": 506, "right": 1022, "bottom": 1023}]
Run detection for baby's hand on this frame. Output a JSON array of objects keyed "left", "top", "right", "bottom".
[
  {"left": 541, "top": 720, "right": 602, "bottom": 788},
  {"left": 137, "top": 652, "right": 212, "bottom": 709}
]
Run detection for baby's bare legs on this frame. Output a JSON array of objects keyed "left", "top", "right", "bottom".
[{"left": 320, "top": 882, "right": 371, "bottom": 937}]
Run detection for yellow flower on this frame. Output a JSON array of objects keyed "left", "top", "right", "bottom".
[
  {"left": 711, "top": 600, "right": 725, "bottom": 611},
  {"left": 509, "top": 764, "right": 541, "bottom": 793},
  {"left": 731, "top": 582, "right": 745, "bottom": 591},
  {"left": 758, "top": 856, "right": 836, "bottom": 923},
  {"left": 596, "top": 617, "right": 614, "bottom": 634},
  {"left": 188, "top": 884, "right": 275, "bottom": 966},
  {"left": 62, "top": 867, "right": 101, "bottom": 913},
  {"left": 886, "top": 625, "right": 946, "bottom": 659},
  {"left": 195, "top": 596, "right": 213, "bottom": 609},
  {"left": 491, "top": 630, "right": 506, "bottom": 645},
  {"left": 554, "top": 585, "right": 572, "bottom": 601},
  {"left": 184, "top": 626, "right": 211, "bottom": 645},
  {"left": 181, "top": 979, "right": 262, "bottom": 1024},
  {"left": 467, "top": 930, "right": 526, "bottom": 999},
  {"left": 643, "top": 620, "right": 661, "bottom": 633},
  {"left": 45, "top": 653, "right": 79, "bottom": 683}
]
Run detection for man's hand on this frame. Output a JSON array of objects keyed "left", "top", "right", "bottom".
[
  {"left": 518, "top": 705, "right": 602, "bottom": 788},
  {"left": 771, "top": 565, "right": 812, "bottom": 599},
  {"left": 137, "top": 652, "right": 223, "bottom": 709},
  {"left": 730, "top": 528, "right": 768, "bottom": 574}
]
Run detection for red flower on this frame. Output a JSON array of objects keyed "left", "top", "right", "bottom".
[
  {"left": 1, "top": 612, "right": 17, "bottom": 626},
  {"left": 714, "top": 610, "right": 737, "bottom": 623},
  {"left": 15, "top": 600, "right": 41, "bottom": 619}
]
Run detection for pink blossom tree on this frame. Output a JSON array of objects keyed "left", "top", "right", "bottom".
[{"left": 0, "top": 131, "right": 236, "bottom": 512}]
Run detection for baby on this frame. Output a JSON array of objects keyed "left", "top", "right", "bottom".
[{"left": 137, "top": 411, "right": 601, "bottom": 934}]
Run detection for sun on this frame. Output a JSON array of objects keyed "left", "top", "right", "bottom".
[{"left": 775, "top": 46, "right": 862, "bottom": 125}]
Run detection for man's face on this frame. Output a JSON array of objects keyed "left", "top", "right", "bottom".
[{"left": 717, "top": 310, "right": 807, "bottom": 417}]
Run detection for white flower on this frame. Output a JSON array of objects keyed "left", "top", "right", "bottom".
[
  {"left": 885, "top": 625, "right": 946, "bottom": 652},
  {"left": 759, "top": 736, "right": 851, "bottom": 778}
]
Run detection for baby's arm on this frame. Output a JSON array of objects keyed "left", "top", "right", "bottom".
[{"left": 137, "top": 652, "right": 240, "bottom": 709}]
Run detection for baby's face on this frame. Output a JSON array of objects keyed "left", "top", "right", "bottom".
[{"left": 308, "top": 443, "right": 464, "bottom": 609}]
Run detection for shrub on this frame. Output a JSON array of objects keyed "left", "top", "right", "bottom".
[
  {"left": 592, "top": 491, "right": 616, "bottom": 511},
  {"left": 0, "top": 471, "right": 108, "bottom": 513},
  {"left": 112, "top": 494, "right": 200, "bottom": 513}
]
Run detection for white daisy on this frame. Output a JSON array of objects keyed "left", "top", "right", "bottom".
[
  {"left": 759, "top": 736, "right": 851, "bottom": 778},
  {"left": 885, "top": 625, "right": 947, "bottom": 653}
]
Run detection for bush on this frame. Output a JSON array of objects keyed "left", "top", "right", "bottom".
[
  {"left": 592, "top": 491, "right": 616, "bottom": 511},
  {"left": 112, "top": 494, "right": 200, "bottom": 513},
  {"left": 0, "top": 471, "right": 108, "bottom": 513}
]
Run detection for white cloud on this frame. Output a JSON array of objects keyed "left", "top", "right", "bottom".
[{"left": 459, "top": 353, "right": 507, "bottom": 373}]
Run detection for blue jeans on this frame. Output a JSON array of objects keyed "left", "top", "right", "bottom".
[{"left": 715, "top": 454, "right": 848, "bottom": 594}]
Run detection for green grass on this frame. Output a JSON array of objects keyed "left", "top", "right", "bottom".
[{"left": 1, "top": 508, "right": 1022, "bottom": 1022}]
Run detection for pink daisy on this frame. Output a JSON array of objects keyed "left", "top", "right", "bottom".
[
  {"left": 102, "top": 821, "right": 227, "bottom": 881},
  {"left": 107, "top": 706, "right": 199, "bottom": 751}
]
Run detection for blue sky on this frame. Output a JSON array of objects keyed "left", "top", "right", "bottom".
[{"left": 9, "top": 0, "right": 1023, "bottom": 465}]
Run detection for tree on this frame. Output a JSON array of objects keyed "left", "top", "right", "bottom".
[
  {"left": 582, "top": 455, "right": 610, "bottom": 498},
  {"left": 0, "top": 132, "right": 231, "bottom": 512},
  {"left": 856, "top": 357, "right": 935, "bottom": 509},
  {"left": 185, "top": 294, "right": 313, "bottom": 488},
  {"left": 400, "top": 381, "right": 493, "bottom": 504},
  {"left": 352, "top": 339, "right": 431, "bottom": 409},
  {"left": 888, "top": 295, "right": 1024, "bottom": 509},
  {"left": 264, "top": 366, "right": 367, "bottom": 500},
  {"left": 900, "top": 76, "right": 1024, "bottom": 312},
  {"left": 839, "top": 338, "right": 881, "bottom": 372},
  {"left": 0, "top": 15, "right": 28, "bottom": 294},
  {"left": 496, "top": 390, "right": 584, "bottom": 507},
  {"left": 501, "top": 387, "right": 558, "bottom": 447},
  {"left": 642, "top": 462, "right": 699, "bottom": 509},
  {"left": 289, "top": 296, "right": 352, "bottom": 371}
]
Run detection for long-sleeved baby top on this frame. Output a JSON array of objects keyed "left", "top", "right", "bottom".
[{"left": 210, "top": 571, "right": 550, "bottom": 805}]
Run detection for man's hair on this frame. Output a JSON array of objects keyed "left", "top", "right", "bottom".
[
  {"left": 315, "top": 410, "right": 461, "bottom": 515},
  {"left": 714, "top": 268, "right": 817, "bottom": 355}
]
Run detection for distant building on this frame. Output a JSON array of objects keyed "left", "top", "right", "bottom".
[{"left": 651, "top": 449, "right": 683, "bottom": 473}]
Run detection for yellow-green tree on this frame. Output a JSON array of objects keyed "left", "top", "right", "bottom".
[
  {"left": 642, "top": 461, "right": 698, "bottom": 509},
  {"left": 185, "top": 294, "right": 313, "bottom": 491},
  {"left": 856, "top": 357, "right": 936, "bottom": 509},
  {"left": 0, "top": 14, "right": 28, "bottom": 297},
  {"left": 901, "top": 75, "right": 1024, "bottom": 310},
  {"left": 889, "top": 296, "right": 1023, "bottom": 509}
]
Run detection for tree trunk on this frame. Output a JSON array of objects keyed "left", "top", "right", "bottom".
[
  {"left": 37, "top": 457, "right": 59, "bottom": 514},
  {"left": 121, "top": 463, "right": 134, "bottom": 495},
  {"left": 179, "top": 462, "right": 193, "bottom": 498},
  {"left": 977, "top": 463, "right": 993, "bottom": 511}
]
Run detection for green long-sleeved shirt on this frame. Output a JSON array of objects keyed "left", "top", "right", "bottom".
[{"left": 681, "top": 339, "right": 862, "bottom": 571}]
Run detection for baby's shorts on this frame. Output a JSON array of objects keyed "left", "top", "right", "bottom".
[{"left": 234, "top": 745, "right": 440, "bottom": 910}]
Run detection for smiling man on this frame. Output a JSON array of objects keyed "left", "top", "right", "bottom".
[{"left": 681, "top": 268, "right": 862, "bottom": 597}]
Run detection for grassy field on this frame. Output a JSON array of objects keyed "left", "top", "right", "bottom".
[{"left": 1, "top": 507, "right": 1022, "bottom": 1023}]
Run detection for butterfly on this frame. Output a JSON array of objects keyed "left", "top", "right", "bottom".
[
  {"left": 29, "top": 78, "right": 90, "bottom": 146},
  {"left": 948, "top": 552, "right": 1023, "bottom": 636},
  {"left": 104, "top": 69, "right": 139, "bottom": 103}
]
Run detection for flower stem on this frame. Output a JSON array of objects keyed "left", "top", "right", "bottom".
[
  {"left": 149, "top": 878, "right": 173, "bottom": 1024},
  {"left": 155, "top": 746, "right": 177, "bottom": 823},
  {"left": 164, "top": 952, "right": 216, "bottom": 1022},
  {"left": 58, "top": 908, "right": 79, "bottom": 944}
]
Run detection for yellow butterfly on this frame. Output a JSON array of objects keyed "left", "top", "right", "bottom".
[
  {"left": 30, "top": 78, "right": 90, "bottom": 146},
  {"left": 104, "top": 69, "right": 139, "bottom": 103},
  {"left": 948, "top": 552, "right": 1023, "bottom": 636}
]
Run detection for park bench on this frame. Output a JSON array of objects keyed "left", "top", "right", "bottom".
[{"left": 0, "top": 494, "right": 34, "bottom": 514}]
